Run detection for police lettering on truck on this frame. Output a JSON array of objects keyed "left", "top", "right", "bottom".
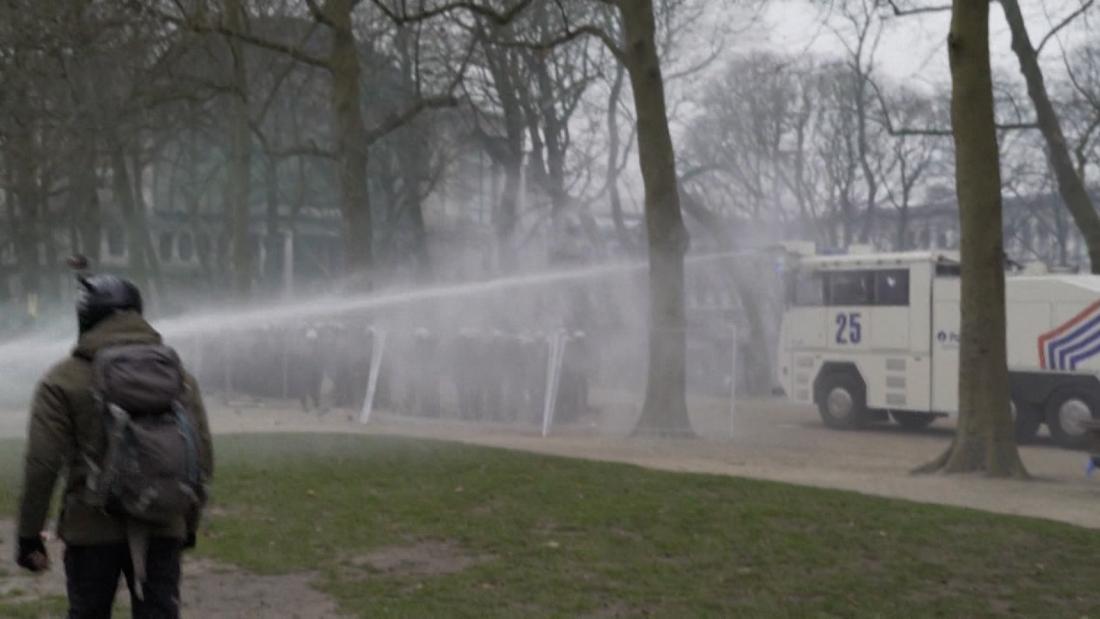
[{"left": 776, "top": 249, "right": 1100, "bottom": 449}]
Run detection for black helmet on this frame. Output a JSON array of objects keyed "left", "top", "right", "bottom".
[{"left": 76, "top": 274, "right": 143, "bottom": 334}]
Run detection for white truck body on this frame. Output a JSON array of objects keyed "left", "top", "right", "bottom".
[{"left": 776, "top": 250, "right": 1100, "bottom": 447}]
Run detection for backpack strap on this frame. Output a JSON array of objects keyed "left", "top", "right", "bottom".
[
  {"left": 127, "top": 520, "right": 151, "bottom": 601},
  {"left": 171, "top": 401, "right": 201, "bottom": 487},
  {"left": 84, "top": 403, "right": 131, "bottom": 509}
]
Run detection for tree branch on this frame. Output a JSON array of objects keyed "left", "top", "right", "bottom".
[
  {"left": 491, "top": 24, "right": 625, "bottom": 65},
  {"left": 883, "top": 0, "right": 951, "bottom": 16},
  {"left": 364, "top": 37, "right": 475, "bottom": 144},
  {"left": 153, "top": 7, "right": 330, "bottom": 70},
  {"left": 365, "top": 95, "right": 459, "bottom": 144},
  {"left": 266, "top": 142, "right": 337, "bottom": 161},
  {"left": 870, "top": 76, "right": 1037, "bottom": 136},
  {"left": 303, "top": 0, "right": 337, "bottom": 28},
  {"left": 1036, "top": 0, "right": 1095, "bottom": 57},
  {"left": 1075, "top": 115, "right": 1100, "bottom": 177},
  {"left": 665, "top": 40, "right": 724, "bottom": 82},
  {"left": 1062, "top": 50, "right": 1100, "bottom": 111},
  {"left": 370, "top": 0, "right": 538, "bottom": 26}
]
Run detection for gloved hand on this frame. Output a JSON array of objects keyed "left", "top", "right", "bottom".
[
  {"left": 183, "top": 507, "right": 201, "bottom": 551},
  {"left": 16, "top": 536, "right": 49, "bottom": 573}
]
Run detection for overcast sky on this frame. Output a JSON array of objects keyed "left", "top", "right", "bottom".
[{"left": 748, "top": 0, "right": 1096, "bottom": 90}]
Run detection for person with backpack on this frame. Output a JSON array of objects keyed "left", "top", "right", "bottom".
[{"left": 14, "top": 274, "right": 214, "bottom": 618}]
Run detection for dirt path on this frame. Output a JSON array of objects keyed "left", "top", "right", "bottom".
[
  {"left": 0, "top": 521, "right": 349, "bottom": 618},
  {"left": 194, "top": 397, "right": 1100, "bottom": 530}
]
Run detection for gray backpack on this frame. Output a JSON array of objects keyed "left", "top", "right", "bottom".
[{"left": 85, "top": 344, "right": 203, "bottom": 526}]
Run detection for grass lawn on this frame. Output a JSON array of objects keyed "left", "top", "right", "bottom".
[{"left": 3, "top": 433, "right": 1100, "bottom": 617}]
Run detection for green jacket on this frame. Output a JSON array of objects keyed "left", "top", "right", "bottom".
[{"left": 16, "top": 311, "right": 214, "bottom": 545}]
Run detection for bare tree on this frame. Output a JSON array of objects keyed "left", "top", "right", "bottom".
[
  {"left": 1062, "top": 43, "right": 1100, "bottom": 185},
  {"left": 166, "top": 0, "right": 463, "bottom": 282},
  {"left": 612, "top": 0, "right": 691, "bottom": 435},
  {"left": 918, "top": 0, "right": 1027, "bottom": 477},
  {"left": 999, "top": 0, "right": 1100, "bottom": 273},
  {"left": 225, "top": 0, "right": 254, "bottom": 295},
  {"left": 833, "top": 0, "right": 889, "bottom": 244},
  {"left": 431, "top": 0, "right": 697, "bottom": 433},
  {"left": 879, "top": 87, "right": 945, "bottom": 250},
  {"left": 468, "top": 24, "right": 530, "bottom": 247}
]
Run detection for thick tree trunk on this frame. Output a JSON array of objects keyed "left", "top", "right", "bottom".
[
  {"left": 497, "top": 158, "right": 522, "bottom": 243},
  {"left": 226, "top": 0, "right": 253, "bottom": 296},
  {"left": 618, "top": 0, "right": 691, "bottom": 436},
  {"left": 129, "top": 151, "right": 162, "bottom": 299},
  {"left": 327, "top": 0, "right": 372, "bottom": 280},
  {"left": 405, "top": 175, "right": 431, "bottom": 281},
  {"left": 531, "top": 60, "right": 568, "bottom": 214},
  {"left": 607, "top": 63, "right": 629, "bottom": 246},
  {"left": 79, "top": 161, "right": 102, "bottom": 265},
  {"left": 395, "top": 29, "right": 432, "bottom": 280},
  {"left": 184, "top": 132, "right": 213, "bottom": 284},
  {"left": 398, "top": 127, "right": 432, "bottom": 280},
  {"left": 855, "top": 80, "right": 879, "bottom": 245},
  {"left": 110, "top": 145, "right": 149, "bottom": 293},
  {"left": 479, "top": 36, "right": 525, "bottom": 253},
  {"left": 918, "top": 0, "right": 1027, "bottom": 477},
  {"left": 38, "top": 168, "right": 58, "bottom": 305},
  {"left": 1000, "top": 0, "right": 1100, "bottom": 274},
  {"left": 60, "top": 46, "right": 101, "bottom": 268},
  {"left": 1, "top": 173, "right": 14, "bottom": 305},
  {"left": 896, "top": 203, "right": 910, "bottom": 251},
  {"left": 264, "top": 156, "right": 282, "bottom": 291},
  {"left": 11, "top": 135, "right": 41, "bottom": 304}
]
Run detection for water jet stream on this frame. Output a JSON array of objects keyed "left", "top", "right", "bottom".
[{"left": 0, "top": 249, "right": 764, "bottom": 404}]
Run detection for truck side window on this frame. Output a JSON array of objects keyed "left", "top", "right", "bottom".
[
  {"left": 828, "top": 271, "right": 873, "bottom": 305},
  {"left": 874, "top": 269, "right": 909, "bottom": 306},
  {"left": 936, "top": 263, "right": 961, "bottom": 277},
  {"left": 790, "top": 271, "right": 825, "bottom": 306}
]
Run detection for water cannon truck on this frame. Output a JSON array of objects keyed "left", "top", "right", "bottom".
[{"left": 776, "top": 248, "right": 1100, "bottom": 448}]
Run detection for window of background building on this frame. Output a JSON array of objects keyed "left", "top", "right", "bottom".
[
  {"left": 178, "top": 232, "right": 194, "bottom": 262},
  {"left": 159, "top": 232, "right": 174, "bottom": 262},
  {"left": 196, "top": 233, "right": 210, "bottom": 261},
  {"left": 249, "top": 235, "right": 262, "bottom": 266},
  {"left": 946, "top": 229, "right": 958, "bottom": 249},
  {"left": 107, "top": 228, "right": 125, "bottom": 257}
]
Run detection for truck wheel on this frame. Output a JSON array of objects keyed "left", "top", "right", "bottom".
[
  {"left": 816, "top": 372, "right": 867, "bottom": 429},
  {"left": 1045, "top": 387, "right": 1100, "bottom": 450},
  {"left": 891, "top": 411, "right": 935, "bottom": 430},
  {"left": 1012, "top": 399, "right": 1041, "bottom": 444}
]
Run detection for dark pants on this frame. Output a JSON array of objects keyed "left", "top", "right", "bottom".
[{"left": 64, "top": 539, "right": 182, "bottom": 619}]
